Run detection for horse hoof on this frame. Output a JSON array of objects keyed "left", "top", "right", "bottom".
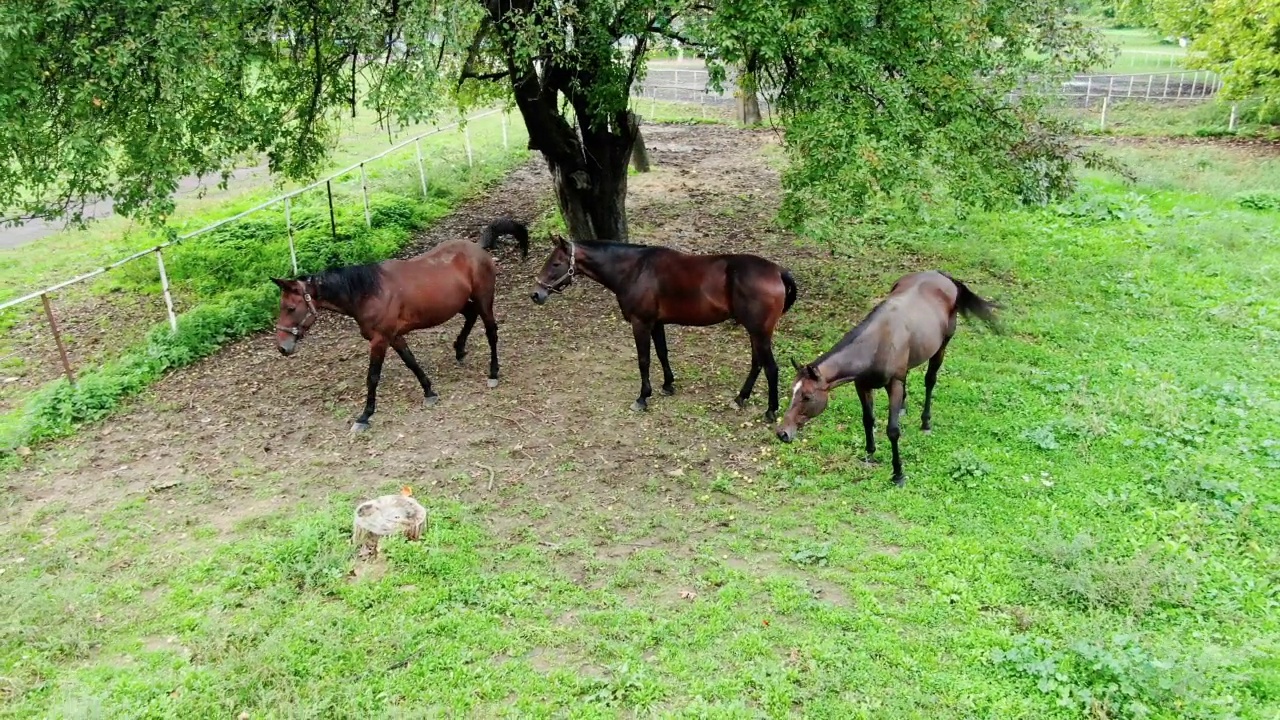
[
  {"left": 921, "top": 427, "right": 932, "bottom": 435},
  {"left": 863, "top": 456, "right": 880, "bottom": 467},
  {"left": 763, "top": 410, "right": 777, "bottom": 424},
  {"left": 731, "top": 397, "right": 746, "bottom": 411},
  {"left": 891, "top": 474, "right": 906, "bottom": 487},
  {"left": 425, "top": 394, "right": 440, "bottom": 407},
  {"left": 351, "top": 422, "right": 370, "bottom": 433},
  {"left": 630, "top": 401, "right": 647, "bottom": 413},
  {"left": 487, "top": 378, "right": 499, "bottom": 389},
  {"left": 661, "top": 384, "right": 675, "bottom": 396}
]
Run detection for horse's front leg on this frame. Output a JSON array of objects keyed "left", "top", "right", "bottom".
[
  {"left": 353, "top": 337, "right": 390, "bottom": 432},
  {"left": 630, "top": 319, "right": 654, "bottom": 412}
]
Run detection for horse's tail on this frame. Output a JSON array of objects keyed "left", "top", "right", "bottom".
[
  {"left": 781, "top": 269, "right": 799, "bottom": 315},
  {"left": 481, "top": 217, "right": 530, "bottom": 260},
  {"left": 945, "top": 273, "right": 1001, "bottom": 333}
]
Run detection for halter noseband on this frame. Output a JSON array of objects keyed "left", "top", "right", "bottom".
[
  {"left": 277, "top": 286, "right": 319, "bottom": 339},
  {"left": 538, "top": 240, "right": 576, "bottom": 293}
]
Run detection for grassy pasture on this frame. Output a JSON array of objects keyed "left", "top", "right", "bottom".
[{"left": 0, "top": 117, "right": 1277, "bottom": 720}]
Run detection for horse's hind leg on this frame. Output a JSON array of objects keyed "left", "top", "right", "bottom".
[
  {"left": 353, "top": 338, "right": 391, "bottom": 432},
  {"left": 454, "top": 300, "right": 479, "bottom": 364},
  {"left": 886, "top": 378, "right": 907, "bottom": 486},
  {"left": 652, "top": 323, "right": 676, "bottom": 395},
  {"left": 392, "top": 335, "right": 437, "bottom": 405},
  {"left": 476, "top": 292, "right": 499, "bottom": 388},
  {"left": 921, "top": 338, "right": 951, "bottom": 432},
  {"left": 630, "top": 319, "right": 654, "bottom": 412}
]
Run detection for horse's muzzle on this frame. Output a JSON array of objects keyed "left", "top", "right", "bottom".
[
  {"left": 775, "top": 428, "right": 795, "bottom": 443},
  {"left": 278, "top": 338, "right": 298, "bottom": 356},
  {"left": 530, "top": 288, "right": 549, "bottom": 305}
]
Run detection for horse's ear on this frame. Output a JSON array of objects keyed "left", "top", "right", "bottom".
[
  {"left": 803, "top": 364, "right": 820, "bottom": 380},
  {"left": 553, "top": 234, "right": 567, "bottom": 248},
  {"left": 270, "top": 277, "right": 290, "bottom": 291},
  {"left": 790, "top": 357, "right": 802, "bottom": 373}
]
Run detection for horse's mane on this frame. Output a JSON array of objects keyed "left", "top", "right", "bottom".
[
  {"left": 816, "top": 299, "right": 888, "bottom": 363},
  {"left": 307, "top": 262, "right": 384, "bottom": 309},
  {"left": 577, "top": 239, "right": 655, "bottom": 253}
]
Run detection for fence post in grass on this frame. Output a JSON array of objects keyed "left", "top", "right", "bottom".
[
  {"left": 414, "top": 139, "right": 428, "bottom": 197},
  {"left": 284, "top": 196, "right": 299, "bottom": 276},
  {"left": 463, "top": 124, "right": 474, "bottom": 167},
  {"left": 1085, "top": 76, "right": 1092, "bottom": 108},
  {"left": 1127, "top": 75, "right": 1134, "bottom": 97},
  {"left": 1145, "top": 74, "right": 1153, "bottom": 99},
  {"left": 1229, "top": 104, "right": 1238, "bottom": 131},
  {"left": 359, "top": 163, "right": 371, "bottom": 228},
  {"left": 699, "top": 93, "right": 706, "bottom": 119},
  {"left": 650, "top": 90, "right": 657, "bottom": 116},
  {"left": 155, "top": 249, "right": 178, "bottom": 333},
  {"left": 1100, "top": 94, "right": 1109, "bottom": 130},
  {"left": 326, "top": 180, "right": 338, "bottom": 240},
  {"left": 1106, "top": 76, "right": 1114, "bottom": 103},
  {"left": 501, "top": 112, "right": 509, "bottom": 150},
  {"left": 1163, "top": 73, "right": 1171, "bottom": 99},
  {"left": 1177, "top": 73, "right": 1185, "bottom": 99},
  {"left": 40, "top": 293, "right": 75, "bottom": 385}
]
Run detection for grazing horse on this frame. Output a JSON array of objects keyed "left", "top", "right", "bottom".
[
  {"left": 271, "top": 239, "right": 500, "bottom": 432},
  {"left": 530, "top": 235, "right": 799, "bottom": 421},
  {"left": 479, "top": 217, "right": 529, "bottom": 260},
  {"left": 775, "top": 271, "right": 999, "bottom": 486}
]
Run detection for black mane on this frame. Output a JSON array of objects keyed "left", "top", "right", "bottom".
[
  {"left": 816, "top": 299, "right": 887, "bottom": 363},
  {"left": 305, "top": 262, "right": 384, "bottom": 309}
]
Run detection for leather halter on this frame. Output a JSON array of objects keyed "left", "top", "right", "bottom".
[
  {"left": 276, "top": 287, "right": 319, "bottom": 339},
  {"left": 537, "top": 241, "right": 576, "bottom": 293}
]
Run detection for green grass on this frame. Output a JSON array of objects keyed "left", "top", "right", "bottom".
[
  {"left": 2, "top": 120, "right": 1279, "bottom": 717},
  {"left": 1062, "top": 99, "right": 1280, "bottom": 138},
  {"left": 1096, "top": 28, "right": 1191, "bottom": 73}
]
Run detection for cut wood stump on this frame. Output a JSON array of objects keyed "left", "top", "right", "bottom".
[{"left": 352, "top": 486, "right": 427, "bottom": 557}]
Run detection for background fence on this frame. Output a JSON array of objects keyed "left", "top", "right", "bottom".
[{"left": 0, "top": 108, "right": 524, "bottom": 418}]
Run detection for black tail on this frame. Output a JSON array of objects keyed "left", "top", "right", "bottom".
[
  {"left": 781, "top": 270, "right": 799, "bottom": 314},
  {"left": 480, "top": 217, "right": 530, "bottom": 260},
  {"left": 945, "top": 273, "right": 1001, "bottom": 332}
]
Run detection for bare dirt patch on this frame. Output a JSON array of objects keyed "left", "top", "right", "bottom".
[{"left": 2, "top": 124, "right": 834, "bottom": 575}]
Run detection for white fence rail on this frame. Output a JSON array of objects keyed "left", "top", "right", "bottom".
[{"left": 0, "top": 107, "right": 510, "bottom": 386}]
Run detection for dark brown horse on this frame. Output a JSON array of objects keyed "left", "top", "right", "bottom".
[
  {"left": 531, "top": 235, "right": 798, "bottom": 420},
  {"left": 776, "top": 271, "right": 999, "bottom": 486},
  {"left": 271, "top": 239, "right": 500, "bottom": 432},
  {"left": 479, "top": 217, "right": 529, "bottom": 260}
]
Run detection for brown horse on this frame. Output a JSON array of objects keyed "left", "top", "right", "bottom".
[
  {"left": 530, "top": 235, "right": 798, "bottom": 421},
  {"left": 271, "top": 239, "right": 499, "bottom": 432},
  {"left": 775, "top": 271, "right": 999, "bottom": 486}
]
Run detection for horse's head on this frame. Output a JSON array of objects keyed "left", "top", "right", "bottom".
[
  {"left": 530, "top": 234, "right": 575, "bottom": 305},
  {"left": 776, "top": 359, "right": 829, "bottom": 443},
  {"left": 270, "top": 277, "right": 319, "bottom": 356}
]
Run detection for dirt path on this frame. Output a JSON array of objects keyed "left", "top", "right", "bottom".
[{"left": 1, "top": 124, "right": 826, "bottom": 550}]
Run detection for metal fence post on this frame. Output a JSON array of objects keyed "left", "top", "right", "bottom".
[
  {"left": 155, "top": 249, "right": 178, "bottom": 332},
  {"left": 326, "top": 180, "right": 338, "bottom": 239},
  {"left": 463, "top": 125, "right": 474, "bottom": 167},
  {"left": 1126, "top": 75, "right": 1134, "bottom": 97},
  {"left": 284, "top": 196, "right": 299, "bottom": 275},
  {"left": 40, "top": 293, "right": 75, "bottom": 385},
  {"left": 650, "top": 90, "right": 657, "bottom": 116},
  {"left": 501, "top": 112, "right": 509, "bottom": 150},
  {"left": 1229, "top": 104, "right": 1238, "bottom": 131},
  {"left": 1177, "top": 73, "right": 1185, "bottom": 99},
  {"left": 1085, "top": 77, "right": 1092, "bottom": 108},
  {"left": 359, "top": 163, "right": 371, "bottom": 228},
  {"left": 1145, "top": 75, "right": 1153, "bottom": 99},
  {"left": 1163, "top": 73, "right": 1171, "bottom": 99},
  {"left": 415, "top": 139, "right": 428, "bottom": 197},
  {"left": 1100, "top": 95, "right": 1110, "bottom": 130}
]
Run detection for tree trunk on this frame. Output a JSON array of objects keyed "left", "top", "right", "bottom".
[
  {"left": 630, "top": 126, "right": 651, "bottom": 173},
  {"left": 513, "top": 72, "right": 638, "bottom": 241},
  {"left": 735, "top": 69, "right": 762, "bottom": 126}
]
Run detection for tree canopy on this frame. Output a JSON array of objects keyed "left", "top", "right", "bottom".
[{"left": 1, "top": 0, "right": 1101, "bottom": 240}]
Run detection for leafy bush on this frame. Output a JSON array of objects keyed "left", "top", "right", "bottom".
[
  {"left": 992, "top": 634, "right": 1221, "bottom": 719},
  {"left": 1234, "top": 190, "right": 1280, "bottom": 211}
]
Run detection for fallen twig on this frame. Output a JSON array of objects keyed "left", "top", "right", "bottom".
[
  {"left": 493, "top": 413, "right": 528, "bottom": 434},
  {"left": 476, "top": 462, "right": 496, "bottom": 491}
]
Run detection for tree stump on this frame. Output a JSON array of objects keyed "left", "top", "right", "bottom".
[{"left": 352, "top": 488, "right": 427, "bottom": 557}]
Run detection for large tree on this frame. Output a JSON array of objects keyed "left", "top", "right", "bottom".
[{"left": 0, "top": 0, "right": 1100, "bottom": 242}]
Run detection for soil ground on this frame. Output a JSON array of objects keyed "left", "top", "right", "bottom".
[{"left": 2, "top": 123, "right": 826, "bottom": 548}]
